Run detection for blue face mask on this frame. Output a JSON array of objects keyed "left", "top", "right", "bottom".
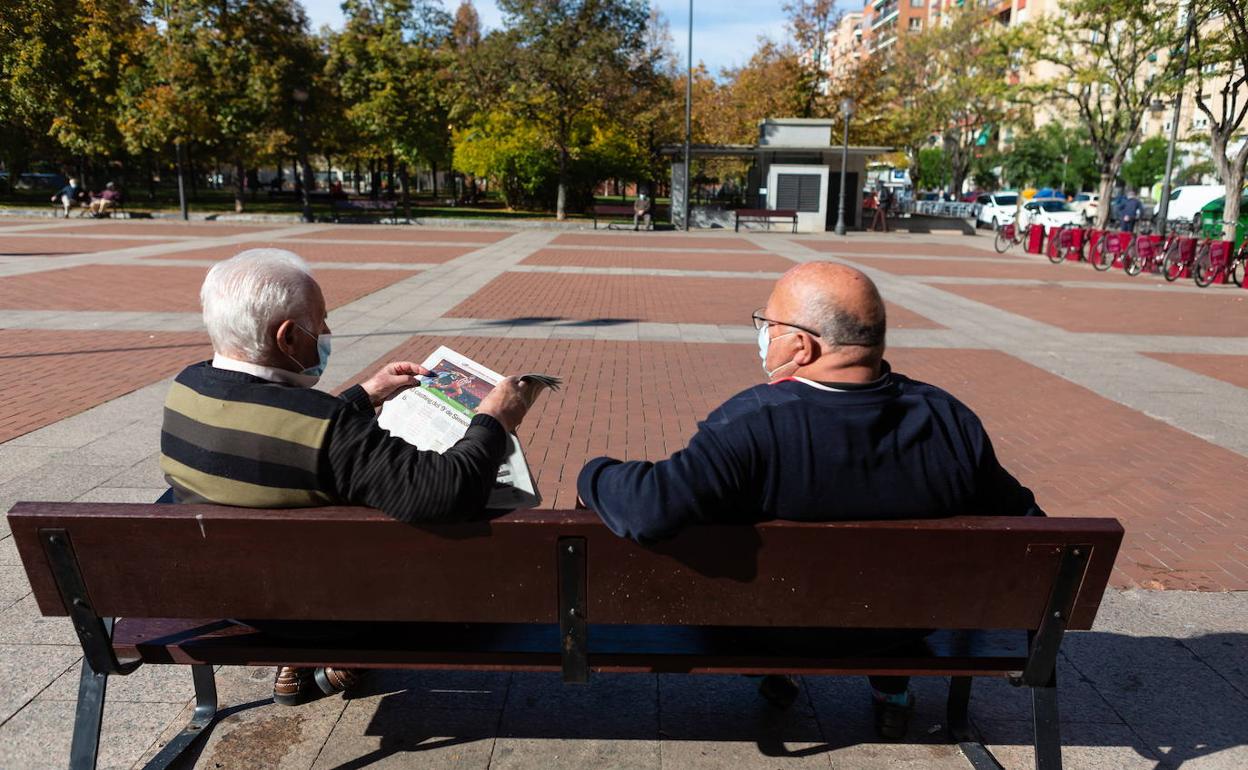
[{"left": 290, "top": 325, "right": 331, "bottom": 382}]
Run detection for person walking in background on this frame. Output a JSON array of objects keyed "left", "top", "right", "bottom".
[
  {"left": 51, "top": 178, "right": 80, "bottom": 217},
  {"left": 1119, "top": 192, "right": 1144, "bottom": 233},
  {"left": 870, "top": 188, "right": 888, "bottom": 232}
]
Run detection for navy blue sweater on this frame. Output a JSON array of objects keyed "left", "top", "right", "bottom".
[{"left": 577, "top": 368, "right": 1043, "bottom": 542}]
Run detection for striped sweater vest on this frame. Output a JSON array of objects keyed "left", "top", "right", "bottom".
[{"left": 160, "top": 362, "right": 341, "bottom": 507}]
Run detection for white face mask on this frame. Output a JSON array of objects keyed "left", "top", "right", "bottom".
[{"left": 758, "top": 324, "right": 797, "bottom": 380}]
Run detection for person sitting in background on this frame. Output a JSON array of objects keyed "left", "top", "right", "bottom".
[
  {"left": 89, "top": 182, "right": 122, "bottom": 217},
  {"left": 51, "top": 178, "right": 80, "bottom": 217},
  {"left": 576, "top": 262, "right": 1042, "bottom": 740},
  {"left": 633, "top": 193, "right": 652, "bottom": 231},
  {"left": 161, "top": 248, "right": 541, "bottom": 708}
]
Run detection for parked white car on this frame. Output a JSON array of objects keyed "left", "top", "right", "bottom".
[
  {"left": 1071, "top": 192, "right": 1099, "bottom": 223},
  {"left": 1163, "top": 185, "right": 1227, "bottom": 227},
  {"left": 975, "top": 191, "right": 1021, "bottom": 229},
  {"left": 1018, "top": 198, "right": 1085, "bottom": 229}
]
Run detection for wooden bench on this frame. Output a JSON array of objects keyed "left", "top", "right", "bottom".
[
  {"left": 735, "top": 208, "right": 798, "bottom": 233},
  {"left": 592, "top": 204, "right": 648, "bottom": 230},
  {"left": 8, "top": 502, "right": 1122, "bottom": 770},
  {"left": 331, "top": 198, "right": 398, "bottom": 223}
]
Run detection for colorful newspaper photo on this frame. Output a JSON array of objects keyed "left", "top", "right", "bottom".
[{"left": 376, "top": 346, "right": 557, "bottom": 510}]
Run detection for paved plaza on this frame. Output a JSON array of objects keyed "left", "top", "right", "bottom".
[{"left": 0, "top": 218, "right": 1245, "bottom": 768}]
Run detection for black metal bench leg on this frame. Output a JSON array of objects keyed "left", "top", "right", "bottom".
[
  {"left": 69, "top": 658, "right": 109, "bottom": 770},
  {"left": 1032, "top": 672, "right": 1062, "bottom": 770},
  {"left": 142, "top": 665, "right": 218, "bottom": 770},
  {"left": 948, "top": 677, "right": 1005, "bottom": 770}
]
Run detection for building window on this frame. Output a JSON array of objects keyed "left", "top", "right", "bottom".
[
  {"left": 910, "top": 0, "right": 924, "bottom": 6},
  {"left": 776, "top": 174, "right": 822, "bottom": 213},
  {"left": 909, "top": 17, "right": 922, "bottom": 30}
]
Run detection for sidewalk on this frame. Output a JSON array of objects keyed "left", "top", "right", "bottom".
[{"left": 1, "top": 218, "right": 1245, "bottom": 767}]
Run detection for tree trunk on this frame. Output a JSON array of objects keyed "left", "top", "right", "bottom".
[
  {"left": 369, "top": 158, "right": 379, "bottom": 199},
  {"left": 234, "top": 160, "right": 246, "bottom": 213},
  {"left": 386, "top": 154, "right": 395, "bottom": 199},
  {"left": 431, "top": 160, "right": 438, "bottom": 199},
  {"left": 399, "top": 161, "right": 411, "bottom": 222},
  {"left": 1209, "top": 128, "right": 1248, "bottom": 243},
  {"left": 187, "top": 144, "right": 199, "bottom": 200},
  {"left": 299, "top": 151, "right": 315, "bottom": 223},
  {"left": 147, "top": 152, "right": 157, "bottom": 201},
  {"left": 556, "top": 148, "right": 568, "bottom": 220},
  {"left": 1094, "top": 171, "right": 1114, "bottom": 230}
]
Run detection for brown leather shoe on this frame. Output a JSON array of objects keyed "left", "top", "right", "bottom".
[
  {"left": 273, "top": 666, "right": 314, "bottom": 706},
  {"left": 314, "top": 667, "right": 359, "bottom": 696}
]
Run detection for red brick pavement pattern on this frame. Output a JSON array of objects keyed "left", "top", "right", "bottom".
[
  {"left": 0, "top": 329, "right": 210, "bottom": 443},
  {"left": 940, "top": 283, "right": 1248, "bottom": 337},
  {"left": 32, "top": 222, "right": 279, "bottom": 237},
  {"left": 300, "top": 228, "right": 512, "bottom": 244},
  {"left": 797, "top": 238, "right": 999, "bottom": 258},
  {"left": 344, "top": 337, "right": 1247, "bottom": 591},
  {"left": 551, "top": 233, "right": 762, "bottom": 251},
  {"left": 143, "top": 242, "right": 472, "bottom": 264},
  {"left": 0, "top": 237, "right": 171, "bottom": 257},
  {"left": 447, "top": 272, "right": 942, "bottom": 328},
  {"left": 842, "top": 255, "right": 1142, "bottom": 283},
  {"left": 1144, "top": 352, "right": 1248, "bottom": 390},
  {"left": 522, "top": 247, "right": 794, "bottom": 273},
  {"left": 0, "top": 265, "right": 415, "bottom": 312},
  {"left": 887, "top": 348, "right": 1248, "bottom": 592}
]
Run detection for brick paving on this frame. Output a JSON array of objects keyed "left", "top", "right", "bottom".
[
  {"left": 144, "top": 242, "right": 474, "bottom": 264},
  {"left": 0, "top": 264, "right": 417, "bottom": 312},
  {"left": 1144, "top": 352, "right": 1248, "bottom": 390},
  {"left": 2, "top": 218, "right": 1248, "bottom": 769},
  {"left": 940, "top": 283, "right": 1248, "bottom": 336},
  {"left": 523, "top": 247, "right": 794, "bottom": 272},
  {"left": 0, "top": 329, "right": 210, "bottom": 444}
]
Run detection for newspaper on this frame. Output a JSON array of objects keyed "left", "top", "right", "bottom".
[{"left": 376, "top": 346, "right": 560, "bottom": 510}]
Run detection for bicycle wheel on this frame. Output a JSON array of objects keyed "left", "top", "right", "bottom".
[
  {"left": 1122, "top": 243, "right": 1142, "bottom": 276},
  {"left": 1047, "top": 228, "right": 1067, "bottom": 264},
  {"left": 994, "top": 229, "right": 1010, "bottom": 253},
  {"left": 1162, "top": 252, "right": 1185, "bottom": 282},
  {"left": 1192, "top": 253, "right": 1215, "bottom": 288},
  {"left": 1232, "top": 257, "right": 1245, "bottom": 288},
  {"left": 1093, "top": 238, "right": 1116, "bottom": 271}
]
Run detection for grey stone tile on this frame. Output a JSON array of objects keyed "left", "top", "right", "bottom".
[
  {"left": 0, "top": 644, "right": 81, "bottom": 723},
  {"left": 0, "top": 565, "right": 31, "bottom": 612},
  {"left": 979, "top": 718, "right": 1163, "bottom": 770},
  {"left": 72, "top": 486, "right": 167, "bottom": 504},
  {"left": 660, "top": 705, "right": 823, "bottom": 744},
  {"left": 0, "top": 594, "right": 78, "bottom": 645},
  {"left": 659, "top": 674, "right": 816, "bottom": 718},
  {"left": 312, "top": 695, "right": 497, "bottom": 769},
  {"left": 968, "top": 657, "right": 1123, "bottom": 725},
  {"left": 346, "top": 669, "right": 511, "bottom": 711},
  {"left": 492, "top": 738, "right": 660, "bottom": 770},
  {"left": 138, "top": 665, "right": 348, "bottom": 770},
  {"left": 0, "top": 534, "right": 20, "bottom": 566},
  {"left": 0, "top": 462, "right": 130, "bottom": 503},
  {"left": 39, "top": 660, "right": 196, "bottom": 704},
  {"left": 0, "top": 446, "right": 66, "bottom": 485},
  {"left": 58, "top": 420, "right": 161, "bottom": 467},
  {"left": 661, "top": 739, "right": 831, "bottom": 769},
  {"left": 5, "top": 415, "right": 140, "bottom": 449},
  {"left": 0, "top": 697, "right": 185, "bottom": 770},
  {"left": 804, "top": 675, "right": 952, "bottom": 747},
  {"left": 100, "top": 455, "right": 165, "bottom": 488},
  {"left": 500, "top": 673, "right": 656, "bottom": 740}
]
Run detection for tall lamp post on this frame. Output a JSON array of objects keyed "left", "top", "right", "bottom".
[
  {"left": 682, "top": 0, "right": 693, "bottom": 231},
  {"left": 834, "top": 98, "right": 854, "bottom": 235},
  {"left": 292, "top": 88, "right": 314, "bottom": 224},
  {"left": 1156, "top": 7, "right": 1194, "bottom": 237}
]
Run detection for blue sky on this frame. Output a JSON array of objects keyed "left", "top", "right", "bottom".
[{"left": 299, "top": 0, "right": 792, "bottom": 75}]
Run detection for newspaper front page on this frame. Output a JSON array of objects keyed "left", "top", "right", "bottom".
[{"left": 376, "top": 346, "right": 541, "bottom": 510}]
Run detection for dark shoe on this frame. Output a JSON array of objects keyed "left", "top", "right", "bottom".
[
  {"left": 758, "top": 674, "right": 801, "bottom": 710},
  {"left": 872, "top": 690, "right": 914, "bottom": 740},
  {"left": 273, "top": 666, "right": 314, "bottom": 706},
  {"left": 314, "top": 666, "right": 360, "bottom": 696}
]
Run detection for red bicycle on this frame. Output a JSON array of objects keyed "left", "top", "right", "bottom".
[
  {"left": 1124, "top": 231, "right": 1180, "bottom": 277},
  {"left": 1088, "top": 230, "right": 1130, "bottom": 271},
  {"left": 1192, "top": 238, "right": 1247, "bottom": 288}
]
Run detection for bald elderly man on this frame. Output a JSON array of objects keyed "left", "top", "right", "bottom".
[
  {"left": 161, "top": 249, "right": 537, "bottom": 707},
  {"left": 576, "top": 262, "right": 1042, "bottom": 739}
]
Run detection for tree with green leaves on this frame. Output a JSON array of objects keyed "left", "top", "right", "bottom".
[
  {"left": 482, "top": 0, "right": 652, "bottom": 219},
  {"left": 1120, "top": 135, "right": 1170, "bottom": 192},
  {"left": 1001, "top": 122, "right": 1099, "bottom": 191},
  {"left": 1019, "top": 0, "right": 1188, "bottom": 228},
  {"left": 1189, "top": 0, "right": 1248, "bottom": 241}
]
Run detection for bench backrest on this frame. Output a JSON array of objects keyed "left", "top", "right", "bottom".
[{"left": 9, "top": 503, "right": 1121, "bottom": 631}]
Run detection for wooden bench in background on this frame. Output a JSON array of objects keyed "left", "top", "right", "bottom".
[
  {"left": 592, "top": 204, "right": 649, "bottom": 230},
  {"left": 331, "top": 198, "right": 398, "bottom": 224},
  {"left": 8, "top": 503, "right": 1122, "bottom": 770},
  {"left": 735, "top": 208, "right": 798, "bottom": 233}
]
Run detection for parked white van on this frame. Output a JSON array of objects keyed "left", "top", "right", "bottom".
[{"left": 1164, "top": 185, "right": 1227, "bottom": 227}]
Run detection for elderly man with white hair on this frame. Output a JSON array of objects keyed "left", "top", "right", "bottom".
[{"left": 160, "top": 248, "right": 536, "bottom": 706}]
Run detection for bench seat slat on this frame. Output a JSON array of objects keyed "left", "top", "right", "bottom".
[{"left": 112, "top": 619, "right": 1028, "bottom": 677}]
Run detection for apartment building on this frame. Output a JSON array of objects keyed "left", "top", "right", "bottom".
[
  {"left": 823, "top": 11, "right": 865, "bottom": 83},
  {"left": 861, "top": 0, "right": 930, "bottom": 53}
]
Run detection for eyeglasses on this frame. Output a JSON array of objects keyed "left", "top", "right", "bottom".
[{"left": 751, "top": 308, "right": 822, "bottom": 338}]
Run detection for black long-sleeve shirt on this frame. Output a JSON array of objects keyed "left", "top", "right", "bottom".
[{"left": 577, "top": 365, "right": 1043, "bottom": 542}]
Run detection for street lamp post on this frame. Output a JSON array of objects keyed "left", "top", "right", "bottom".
[
  {"left": 682, "top": 0, "right": 693, "bottom": 231},
  {"left": 1157, "top": 7, "right": 1194, "bottom": 236},
  {"left": 835, "top": 98, "right": 854, "bottom": 236},
  {"left": 292, "top": 88, "right": 313, "bottom": 224}
]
